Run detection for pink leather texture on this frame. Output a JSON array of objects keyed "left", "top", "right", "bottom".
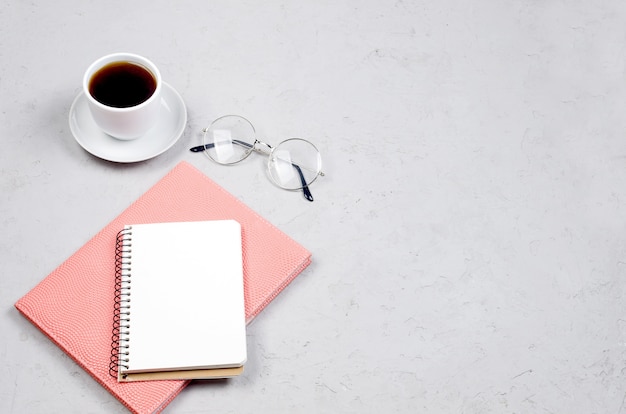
[{"left": 15, "top": 161, "right": 311, "bottom": 414}]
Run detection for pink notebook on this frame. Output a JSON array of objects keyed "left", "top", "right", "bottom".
[{"left": 15, "top": 161, "right": 311, "bottom": 414}]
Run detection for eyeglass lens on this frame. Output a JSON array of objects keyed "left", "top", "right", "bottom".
[
  {"left": 202, "top": 115, "right": 255, "bottom": 165},
  {"left": 268, "top": 138, "right": 322, "bottom": 191}
]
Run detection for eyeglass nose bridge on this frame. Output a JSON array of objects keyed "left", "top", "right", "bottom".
[{"left": 251, "top": 139, "right": 273, "bottom": 156}]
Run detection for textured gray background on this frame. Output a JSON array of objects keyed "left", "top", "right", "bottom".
[{"left": 2, "top": 1, "right": 626, "bottom": 412}]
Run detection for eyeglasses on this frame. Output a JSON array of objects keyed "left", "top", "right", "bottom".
[{"left": 190, "top": 115, "right": 324, "bottom": 202}]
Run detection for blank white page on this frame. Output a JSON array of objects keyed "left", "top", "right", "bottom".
[{"left": 120, "top": 220, "right": 246, "bottom": 374}]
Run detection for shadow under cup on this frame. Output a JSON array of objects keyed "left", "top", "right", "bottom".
[{"left": 83, "top": 53, "right": 162, "bottom": 140}]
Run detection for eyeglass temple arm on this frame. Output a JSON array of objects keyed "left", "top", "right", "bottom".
[
  {"left": 189, "top": 140, "right": 253, "bottom": 152},
  {"left": 292, "top": 164, "right": 314, "bottom": 202},
  {"left": 189, "top": 141, "right": 315, "bottom": 202}
]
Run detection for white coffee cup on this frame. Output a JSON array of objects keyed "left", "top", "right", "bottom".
[{"left": 83, "top": 53, "right": 162, "bottom": 140}]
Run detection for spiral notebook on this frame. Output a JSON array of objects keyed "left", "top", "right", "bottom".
[
  {"left": 111, "top": 220, "right": 247, "bottom": 382},
  {"left": 15, "top": 161, "right": 311, "bottom": 414}
]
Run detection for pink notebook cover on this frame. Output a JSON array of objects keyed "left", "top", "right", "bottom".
[{"left": 15, "top": 161, "right": 311, "bottom": 414}]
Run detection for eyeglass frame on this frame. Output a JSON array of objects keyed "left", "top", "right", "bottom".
[{"left": 189, "top": 115, "right": 324, "bottom": 202}]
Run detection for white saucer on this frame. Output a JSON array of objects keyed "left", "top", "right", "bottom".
[{"left": 69, "top": 82, "right": 187, "bottom": 163}]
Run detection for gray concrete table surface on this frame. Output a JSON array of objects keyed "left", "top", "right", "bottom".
[{"left": 2, "top": 1, "right": 626, "bottom": 413}]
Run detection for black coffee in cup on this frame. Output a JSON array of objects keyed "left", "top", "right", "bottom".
[{"left": 88, "top": 61, "right": 157, "bottom": 108}]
